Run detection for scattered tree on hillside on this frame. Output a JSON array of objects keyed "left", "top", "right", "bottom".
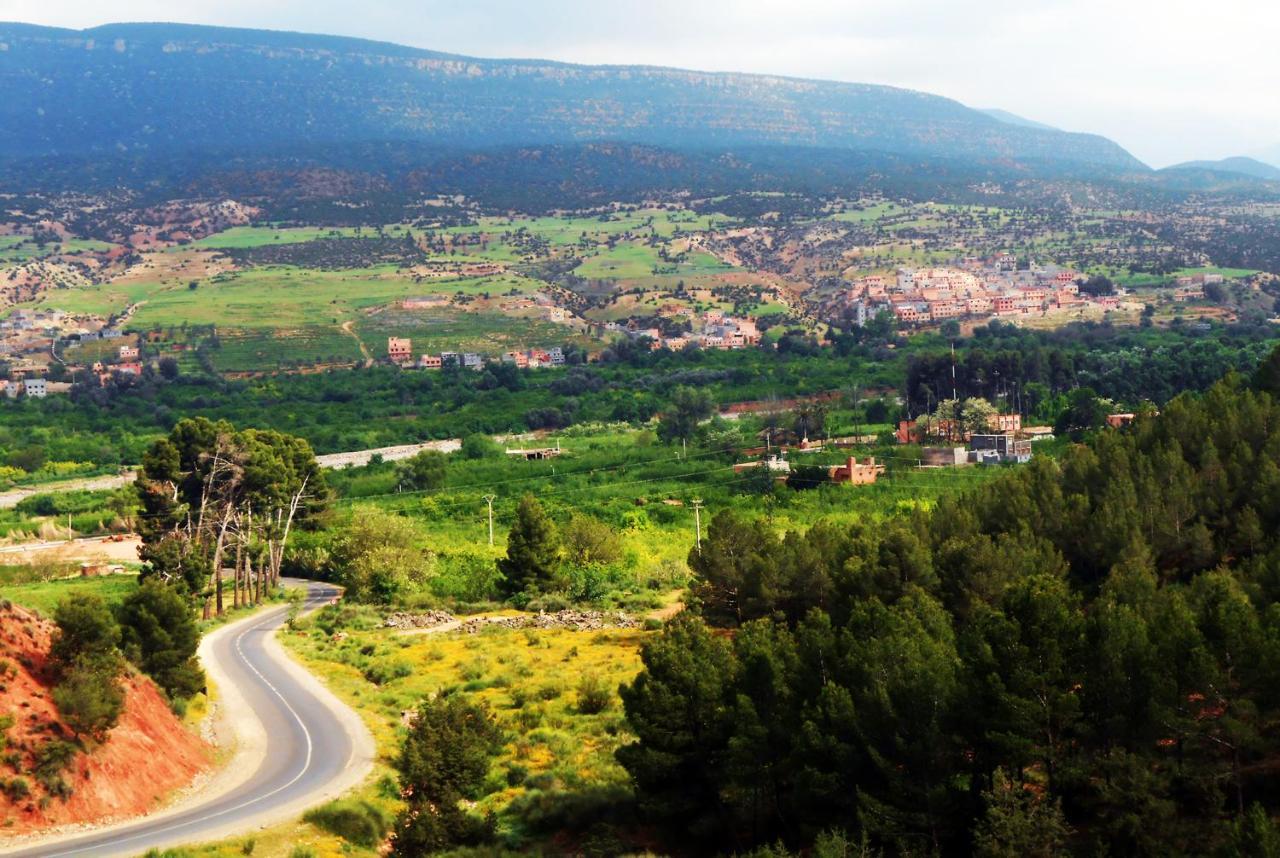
[
  {"left": 658, "top": 386, "right": 715, "bottom": 445},
  {"left": 389, "top": 697, "right": 503, "bottom": 856},
  {"left": 48, "top": 594, "right": 125, "bottom": 742},
  {"left": 497, "top": 495, "right": 561, "bottom": 597},
  {"left": 116, "top": 579, "right": 205, "bottom": 700},
  {"left": 394, "top": 450, "right": 446, "bottom": 492},
  {"left": 561, "top": 513, "right": 623, "bottom": 568}
]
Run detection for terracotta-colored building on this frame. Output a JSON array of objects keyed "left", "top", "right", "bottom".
[
  {"left": 828, "top": 456, "right": 885, "bottom": 485},
  {"left": 387, "top": 337, "right": 413, "bottom": 365}
]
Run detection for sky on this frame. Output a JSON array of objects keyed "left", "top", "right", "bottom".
[{"left": 2, "top": 0, "right": 1278, "bottom": 168}]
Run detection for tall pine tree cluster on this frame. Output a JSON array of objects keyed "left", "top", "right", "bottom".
[{"left": 618, "top": 356, "right": 1280, "bottom": 855}]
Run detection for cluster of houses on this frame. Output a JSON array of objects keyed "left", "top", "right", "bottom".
[
  {"left": 87, "top": 341, "right": 146, "bottom": 382},
  {"left": 3, "top": 376, "right": 49, "bottom": 399},
  {"left": 848, "top": 256, "right": 1122, "bottom": 327},
  {"left": 896, "top": 412, "right": 1038, "bottom": 466},
  {"left": 1171, "top": 272, "right": 1225, "bottom": 302},
  {"left": 604, "top": 308, "right": 763, "bottom": 351},
  {"left": 387, "top": 338, "right": 566, "bottom": 370},
  {"left": 733, "top": 453, "right": 887, "bottom": 486}
]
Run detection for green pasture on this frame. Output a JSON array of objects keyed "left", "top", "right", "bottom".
[{"left": 0, "top": 573, "right": 140, "bottom": 617}]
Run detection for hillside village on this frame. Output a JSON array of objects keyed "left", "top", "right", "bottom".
[
  {"left": 1, "top": 192, "right": 1275, "bottom": 392},
  {"left": 846, "top": 256, "right": 1126, "bottom": 326}
]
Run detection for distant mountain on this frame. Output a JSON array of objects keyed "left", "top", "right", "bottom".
[
  {"left": 978, "top": 108, "right": 1059, "bottom": 132},
  {"left": 0, "top": 22, "right": 1145, "bottom": 174},
  {"left": 1164, "top": 156, "right": 1280, "bottom": 181},
  {"left": 1253, "top": 144, "right": 1280, "bottom": 169}
]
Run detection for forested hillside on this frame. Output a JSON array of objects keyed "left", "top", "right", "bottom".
[
  {"left": 0, "top": 22, "right": 1140, "bottom": 171},
  {"left": 617, "top": 347, "right": 1280, "bottom": 855}
]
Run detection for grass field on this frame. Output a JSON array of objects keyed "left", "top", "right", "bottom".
[
  {"left": 446, "top": 209, "right": 733, "bottom": 246},
  {"left": 575, "top": 242, "right": 733, "bottom": 282},
  {"left": 356, "top": 309, "right": 587, "bottom": 359},
  {"left": 187, "top": 225, "right": 403, "bottom": 250},
  {"left": 211, "top": 326, "right": 365, "bottom": 371},
  {"left": 282, "top": 606, "right": 649, "bottom": 851},
  {"left": 0, "top": 235, "right": 114, "bottom": 262},
  {"left": 0, "top": 573, "right": 140, "bottom": 616}
]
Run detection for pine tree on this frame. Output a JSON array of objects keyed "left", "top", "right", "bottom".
[
  {"left": 973, "top": 768, "right": 1070, "bottom": 858},
  {"left": 497, "top": 495, "right": 561, "bottom": 596}
]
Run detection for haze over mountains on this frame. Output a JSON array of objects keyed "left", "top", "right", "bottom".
[
  {"left": 0, "top": 22, "right": 1143, "bottom": 172},
  {"left": 1166, "top": 156, "right": 1280, "bottom": 182}
]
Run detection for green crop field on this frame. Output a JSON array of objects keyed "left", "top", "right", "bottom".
[
  {"left": 355, "top": 309, "right": 588, "bottom": 359},
  {"left": 575, "top": 241, "right": 734, "bottom": 282},
  {"left": 446, "top": 209, "right": 733, "bottom": 246},
  {"left": 210, "top": 326, "right": 365, "bottom": 371},
  {"left": 186, "top": 225, "right": 406, "bottom": 249},
  {"left": 114, "top": 268, "right": 531, "bottom": 330}
]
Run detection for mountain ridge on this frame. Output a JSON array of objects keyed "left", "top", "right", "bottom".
[
  {"left": 0, "top": 21, "right": 1146, "bottom": 172},
  {"left": 1164, "top": 156, "right": 1280, "bottom": 181}
]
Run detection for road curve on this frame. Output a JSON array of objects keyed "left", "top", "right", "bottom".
[{"left": 1, "top": 580, "right": 375, "bottom": 858}]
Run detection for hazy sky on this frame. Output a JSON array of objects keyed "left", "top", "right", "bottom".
[{"left": 3, "top": 0, "right": 1277, "bottom": 167}]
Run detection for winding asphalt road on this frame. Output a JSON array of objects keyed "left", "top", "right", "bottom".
[{"left": 2, "top": 581, "right": 371, "bottom": 858}]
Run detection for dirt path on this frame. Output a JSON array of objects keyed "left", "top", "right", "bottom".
[
  {"left": 315, "top": 439, "right": 461, "bottom": 469},
  {"left": 0, "top": 534, "right": 142, "bottom": 564},
  {"left": 340, "top": 320, "right": 373, "bottom": 365}
]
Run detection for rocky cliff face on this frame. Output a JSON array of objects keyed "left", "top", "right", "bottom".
[{"left": 0, "top": 601, "right": 211, "bottom": 836}]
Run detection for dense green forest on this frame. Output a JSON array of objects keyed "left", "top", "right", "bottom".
[{"left": 614, "top": 347, "right": 1280, "bottom": 855}]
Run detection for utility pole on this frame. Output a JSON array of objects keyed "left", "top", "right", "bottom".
[
  {"left": 950, "top": 341, "right": 958, "bottom": 402},
  {"left": 691, "top": 498, "right": 704, "bottom": 552},
  {"left": 483, "top": 495, "right": 496, "bottom": 546}
]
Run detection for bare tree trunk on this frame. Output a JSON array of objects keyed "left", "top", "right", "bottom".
[
  {"left": 270, "top": 477, "right": 309, "bottom": 589},
  {"left": 211, "top": 506, "right": 232, "bottom": 616},
  {"left": 233, "top": 537, "right": 243, "bottom": 609}
]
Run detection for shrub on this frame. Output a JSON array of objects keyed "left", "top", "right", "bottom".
[
  {"left": 460, "top": 433, "right": 501, "bottom": 460},
  {"left": 52, "top": 654, "right": 124, "bottom": 741},
  {"left": 362, "top": 660, "right": 413, "bottom": 686},
  {"left": 32, "top": 739, "right": 78, "bottom": 798},
  {"left": 576, "top": 674, "right": 613, "bottom": 715},
  {"left": 390, "top": 697, "right": 503, "bottom": 856},
  {"left": 561, "top": 514, "right": 623, "bottom": 568},
  {"left": 116, "top": 579, "right": 205, "bottom": 700},
  {"left": 1, "top": 776, "right": 29, "bottom": 801},
  {"left": 49, "top": 593, "right": 120, "bottom": 677},
  {"left": 429, "top": 553, "right": 503, "bottom": 603},
  {"left": 303, "top": 798, "right": 392, "bottom": 848}
]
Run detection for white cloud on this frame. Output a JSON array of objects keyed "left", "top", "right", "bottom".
[{"left": 2, "top": 0, "right": 1276, "bottom": 166}]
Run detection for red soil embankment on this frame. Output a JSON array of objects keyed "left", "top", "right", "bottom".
[{"left": 0, "top": 602, "right": 212, "bottom": 835}]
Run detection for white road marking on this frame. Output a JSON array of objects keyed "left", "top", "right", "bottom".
[{"left": 39, "top": 593, "right": 328, "bottom": 857}]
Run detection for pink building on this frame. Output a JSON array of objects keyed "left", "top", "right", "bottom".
[
  {"left": 387, "top": 338, "right": 413, "bottom": 364},
  {"left": 827, "top": 456, "right": 885, "bottom": 485}
]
